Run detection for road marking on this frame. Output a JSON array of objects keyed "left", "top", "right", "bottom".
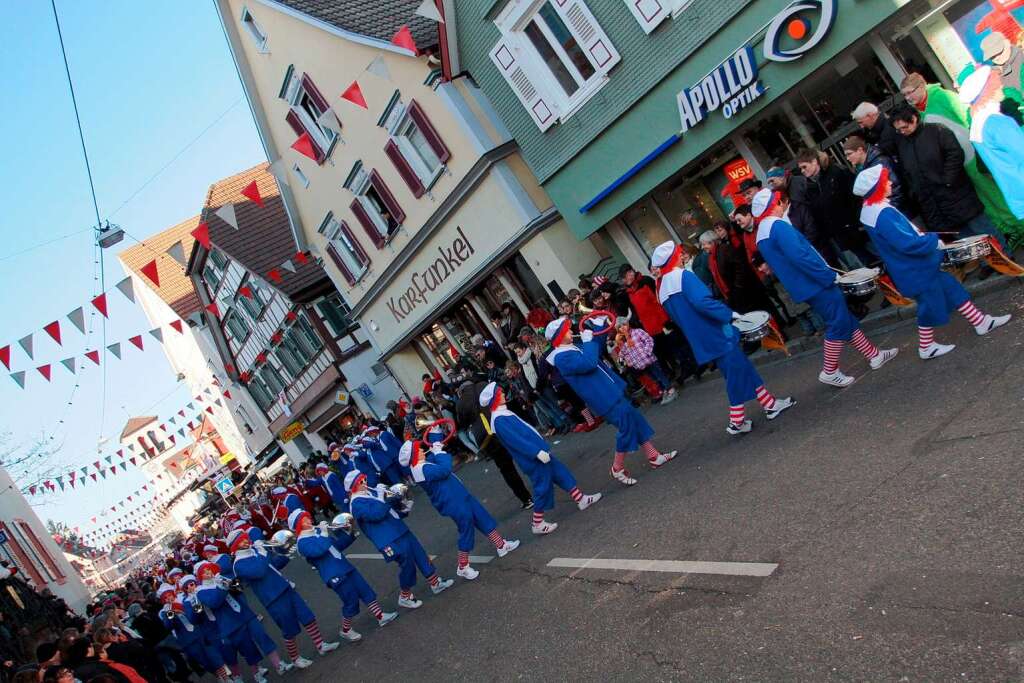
[
  {"left": 547, "top": 558, "right": 778, "bottom": 577},
  {"left": 345, "top": 553, "right": 494, "bottom": 563}
]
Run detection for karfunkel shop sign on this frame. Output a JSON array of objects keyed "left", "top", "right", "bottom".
[{"left": 676, "top": 0, "right": 837, "bottom": 133}]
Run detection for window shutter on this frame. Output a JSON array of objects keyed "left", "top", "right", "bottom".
[
  {"left": 407, "top": 100, "right": 451, "bottom": 163},
  {"left": 286, "top": 109, "right": 324, "bottom": 162},
  {"left": 339, "top": 220, "right": 369, "bottom": 266},
  {"left": 300, "top": 74, "right": 330, "bottom": 114},
  {"left": 622, "top": 0, "right": 670, "bottom": 34},
  {"left": 350, "top": 199, "right": 386, "bottom": 248},
  {"left": 489, "top": 37, "right": 559, "bottom": 132},
  {"left": 369, "top": 170, "right": 406, "bottom": 225},
  {"left": 551, "top": 0, "right": 621, "bottom": 75},
  {"left": 326, "top": 242, "right": 355, "bottom": 285},
  {"left": 384, "top": 139, "right": 426, "bottom": 198}
]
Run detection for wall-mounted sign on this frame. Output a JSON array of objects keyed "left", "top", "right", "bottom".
[
  {"left": 355, "top": 383, "right": 373, "bottom": 399},
  {"left": 334, "top": 390, "right": 350, "bottom": 405},
  {"left": 278, "top": 421, "right": 305, "bottom": 442}
]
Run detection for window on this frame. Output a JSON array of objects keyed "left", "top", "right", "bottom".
[
  {"left": 280, "top": 67, "right": 336, "bottom": 163},
  {"left": 237, "top": 280, "right": 268, "bottom": 321},
  {"left": 621, "top": 0, "right": 692, "bottom": 34},
  {"left": 224, "top": 308, "right": 249, "bottom": 341},
  {"left": 490, "top": 0, "right": 620, "bottom": 130},
  {"left": 241, "top": 7, "right": 268, "bottom": 52},
  {"left": 259, "top": 363, "right": 286, "bottom": 396},
  {"left": 382, "top": 98, "right": 451, "bottom": 197},
  {"left": 315, "top": 294, "right": 356, "bottom": 337},
  {"left": 247, "top": 375, "right": 274, "bottom": 411},
  {"left": 318, "top": 213, "right": 369, "bottom": 285},
  {"left": 204, "top": 248, "right": 229, "bottom": 293},
  {"left": 293, "top": 316, "right": 323, "bottom": 357},
  {"left": 275, "top": 339, "right": 305, "bottom": 377},
  {"left": 291, "top": 163, "right": 310, "bottom": 188},
  {"left": 347, "top": 167, "right": 405, "bottom": 247}
]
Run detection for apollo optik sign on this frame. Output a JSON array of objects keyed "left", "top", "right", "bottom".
[{"left": 676, "top": 0, "right": 837, "bottom": 133}]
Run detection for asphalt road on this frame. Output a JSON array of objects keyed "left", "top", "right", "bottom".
[{"left": 247, "top": 281, "right": 1024, "bottom": 682}]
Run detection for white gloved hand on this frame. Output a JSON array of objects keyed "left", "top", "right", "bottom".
[
  {"left": 430, "top": 441, "right": 444, "bottom": 454},
  {"left": 834, "top": 273, "right": 842, "bottom": 284},
  {"left": 937, "top": 239, "right": 946, "bottom": 248},
  {"left": 317, "top": 520, "right": 329, "bottom": 533},
  {"left": 537, "top": 450, "right": 551, "bottom": 463},
  {"left": 580, "top": 330, "right": 594, "bottom": 343},
  {"left": 731, "top": 311, "right": 742, "bottom": 321}
]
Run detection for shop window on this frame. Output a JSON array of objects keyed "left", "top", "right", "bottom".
[
  {"left": 382, "top": 96, "right": 451, "bottom": 197},
  {"left": 280, "top": 66, "right": 337, "bottom": 163},
  {"left": 490, "top": 0, "right": 620, "bottom": 130},
  {"left": 319, "top": 213, "right": 369, "bottom": 285},
  {"left": 315, "top": 294, "right": 357, "bottom": 337},
  {"left": 346, "top": 166, "right": 404, "bottom": 248}
]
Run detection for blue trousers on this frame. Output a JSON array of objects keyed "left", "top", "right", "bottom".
[
  {"left": 449, "top": 497, "right": 498, "bottom": 552},
  {"left": 389, "top": 532, "right": 436, "bottom": 591},
  {"left": 265, "top": 588, "right": 315, "bottom": 639},
  {"left": 330, "top": 569, "right": 377, "bottom": 618},
  {"left": 527, "top": 457, "right": 577, "bottom": 514},
  {"left": 914, "top": 271, "right": 970, "bottom": 327},
  {"left": 229, "top": 618, "right": 277, "bottom": 666},
  {"left": 604, "top": 398, "right": 655, "bottom": 452},
  {"left": 807, "top": 286, "right": 859, "bottom": 342},
  {"left": 717, "top": 345, "right": 764, "bottom": 405},
  {"left": 183, "top": 638, "right": 225, "bottom": 673}
]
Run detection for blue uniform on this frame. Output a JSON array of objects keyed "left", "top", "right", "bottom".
[
  {"left": 210, "top": 553, "right": 235, "bottom": 580},
  {"left": 195, "top": 579, "right": 277, "bottom": 666},
  {"left": 233, "top": 547, "right": 314, "bottom": 639},
  {"left": 491, "top": 408, "right": 577, "bottom": 514},
  {"left": 360, "top": 435, "right": 404, "bottom": 486},
  {"left": 296, "top": 528, "right": 377, "bottom": 619},
  {"left": 548, "top": 337, "right": 654, "bottom": 452},
  {"left": 349, "top": 488, "right": 435, "bottom": 591},
  {"left": 861, "top": 202, "right": 969, "bottom": 327},
  {"left": 282, "top": 494, "right": 305, "bottom": 515},
  {"left": 321, "top": 471, "right": 349, "bottom": 512},
  {"left": 658, "top": 268, "right": 763, "bottom": 405},
  {"left": 160, "top": 596, "right": 225, "bottom": 672},
  {"left": 410, "top": 450, "right": 497, "bottom": 552},
  {"left": 757, "top": 216, "right": 860, "bottom": 341}
]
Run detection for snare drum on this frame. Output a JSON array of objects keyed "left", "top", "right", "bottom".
[
  {"left": 837, "top": 267, "right": 880, "bottom": 297},
  {"left": 733, "top": 310, "right": 771, "bottom": 342},
  {"left": 941, "top": 235, "right": 991, "bottom": 266}
]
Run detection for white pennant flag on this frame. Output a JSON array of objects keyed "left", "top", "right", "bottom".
[
  {"left": 67, "top": 307, "right": 86, "bottom": 334},
  {"left": 115, "top": 277, "right": 135, "bottom": 303},
  {"left": 268, "top": 159, "right": 290, "bottom": 187},
  {"left": 316, "top": 108, "right": 343, "bottom": 136},
  {"left": 166, "top": 241, "right": 187, "bottom": 266},
  {"left": 214, "top": 203, "right": 238, "bottom": 230},
  {"left": 415, "top": 0, "right": 443, "bottom": 22},
  {"left": 280, "top": 259, "right": 296, "bottom": 273},
  {"left": 61, "top": 358, "right": 76, "bottom": 374},
  {"left": 107, "top": 342, "right": 121, "bottom": 360},
  {"left": 365, "top": 55, "right": 392, "bottom": 81},
  {"left": 18, "top": 334, "right": 33, "bottom": 360}
]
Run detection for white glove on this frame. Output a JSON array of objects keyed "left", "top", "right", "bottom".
[
  {"left": 834, "top": 273, "right": 842, "bottom": 284},
  {"left": 938, "top": 239, "right": 946, "bottom": 248},
  {"left": 580, "top": 330, "right": 594, "bottom": 343},
  {"left": 317, "top": 520, "right": 329, "bottom": 533},
  {"left": 731, "top": 311, "right": 742, "bottom": 321},
  {"left": 537, "top": 450, "right": 551, "bottom": 463},
  {"left": 429, "top": 441, "right": 444, "bottom": 454}
]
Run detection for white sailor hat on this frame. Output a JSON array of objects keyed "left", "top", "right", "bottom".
[
  {"left": 650, "top": 241, "right": 677, "bottom": 269},
  {"left": 544, "top": 317, "right": 574, "bottom": 346},
  {"left": 478, "top": 381, "right": 499, "bottom": 408},
  {"left": 853, "top": 165, "right": 885, "bottom": 198},
  {"left": 959, "top": 65, "right": 992, "bottom": 105},
  {"left": 750, "top": 188, "right": 776, "bottom": 218},
  {"left": 287, "top": 508, "right": 311, "bottom": 531},
  {"left": 178, "top": 574, "right": 198, "bottom": 588},
  {"left": 363, "top": 424, "right": 381, "bottom": 434},
  {"left": 156, "top": 583, "right": 176, "bottom": 598},
  {"left": 344, "top": 469, "right": 366, "bottom": 492},
  {"left": 194, "top": 560, "right": 220, "bottom": 578},
  {"left": 202, "top": 544, "right": 219, "bottom": 556},
  {"left": 270, "top": 486, "right": 287, "bottom": 496},
  {"left": 398, "top": 440, "right": 415, "bottom": 467},
  {"left": 314, "top": 462, "right": 329, "bottom": 473},
  {"left": 226, "top": 529, "right": 247, "bottom": 553}
]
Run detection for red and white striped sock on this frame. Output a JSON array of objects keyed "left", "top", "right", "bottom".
[
  {"left": 532, "top": 511, "right": 545, "bottom": 526},
  {"left": 918, "top": 326, "right": 934, "bottom": 349},
  {"left": 850, "top": 330, "right": 879, "bottom": 360},
  {"left": 487, "top": 530, "right": 505, "bottom": 549},
  {"left": 284, "top": 638, "right": 299, "bottom": 661},
  {"left": 457, "top": 551, "right": 469, "bottom": 569},
  {"left": 568, "top": 486, "right": 583, "bottom": 502},
  {"left": 303, "top": 620, "right": 324, "bottom": 648},
  {"left": 755, "top": 385, "right": 776, "bottom": 411},
  {"left": 958, "top": 300, "right": 985, "bottom": 326},
  {"left": 341, "top": 617, "right": 352, "bottom": 633},
  {"left": 399, "top": 589, "right": 413, "bottom": 601},
  {"left": 822, "top": 340, "right": 844, "bottom": 373},
  {"left": 427, "top": 574, "right": 440, "bottom": 588},
  {"left": 729, "top": 404, "right": 745, "bottom": 426},
  {"left": 640, "top": 441, "right": 660, "bottom": 460},
  {"left": 367, "top": 600, "right": 384, "bottom": 619},
  {"left": 581, "top": 408, "right": 596, "bottom": 425},
  {"left": 612, "top": 452, "right": 626, "bottom": 470},
  {"left": 216, "top": 665, "right": 231, "bottom": 682}
]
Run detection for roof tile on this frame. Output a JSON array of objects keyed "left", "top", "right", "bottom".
[
  {"left": 118, "top": 217, "right": 202, "bottom": 318},
  {"left": 276, "top": 0, "right": 439, "bottom": 51}
]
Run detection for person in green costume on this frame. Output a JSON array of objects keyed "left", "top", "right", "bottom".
[{"left": 900, "top": 72, "right": 1023, "bottom": 246}]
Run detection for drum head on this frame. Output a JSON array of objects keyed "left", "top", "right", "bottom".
[
  {"left": 947, "top": 235, "right": 988, "bottom": 248},
  {"left": 838, "top": 267, "right": 879, "bottom": 284},
  {"left": 734, "top": 310, "right": 770, "bottom": 332}
]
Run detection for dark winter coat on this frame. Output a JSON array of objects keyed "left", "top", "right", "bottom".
[
  {"left": 862, "top": 113, "right": 901, "bottom": 160},
  {"left": 862, "top": 145, "right": 904, "bottom": 211},
  {"left": 794, "top": 162, "right": 866, "bottom": 252}
]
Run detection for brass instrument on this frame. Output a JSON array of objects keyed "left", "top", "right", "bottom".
[
  {"left": 326, "top": 512, "right": 355, "bottom": 531},
  {"left": 261, "top": 529, "right": 295, "bottom": 552},
  {"left": 414, "top": 414, "right": 435, "bottom": 430}
]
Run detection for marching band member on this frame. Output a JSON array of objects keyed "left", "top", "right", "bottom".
[
  {"left": 751, "top": 188, "right": 898, "bottom": 387},
  {"left": 229, "top": 529, "right": 339, "bottom": 668},
  {"left": 853, "top": 165, "right": 1011, "bottom": 357},
  {"left": 291, "top": 509, "right": 398, "bottom": 642},
  {"left": 397, "top": 439, "right": 519, "bottom": 579},
  {"left": 158, "top": 578, "right": 232, "bottom": 682},
  {"left": 481, "top": 382, "right": 601, "bottom": 534},
  {"left": 543, "top": 316, "right": 676, "bottom": 485},
  {"left": 651, "top": 241, "right": 795, "bottom": 434},
  {"left": 315, "top": 462, "right": 349, "bottom": 514},
  {"left": 345, "top": 470, "right": 453, "bottom": 609},
  {"left": 359, "top": 425, "right": 405, "bottom": 486},
  {"left": 202, "top": 543, "right": 236, "bottom": 579}
]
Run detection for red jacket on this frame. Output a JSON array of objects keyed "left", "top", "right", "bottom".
[{"left": 626, "top": 278, "right": 669, "bottom": 336}]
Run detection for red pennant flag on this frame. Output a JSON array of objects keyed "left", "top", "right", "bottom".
[
  {"left": 270, "top": 330, "right": 283, "bottom": 344},
  {"left": 340, "top": 81, "right": 368, "bottom": 109},
  {"left": 255, "top": 351, "right": 267, "bottom": 364},
  {"left": 93, "top": 461, "right": 100, "bottom": 469},
  {"left": 267, "top": 268, "right": 282, "bottom": 283},
  {"left": 168, "top": 435, "right": 176, "bottom": 445},
  {"left": 85, "top": 350, "right": 100, "bottom": 365},
  {"left": 140, "top": 259, "right": 160, "bottom": 287},
  {"left": 177, "top": 409, "right": 185, "bottom": 417},
  {"left": 223, "top": 389, "right": 232, "bottom": 399},
  {"left": 294, "top": 251, "right": 310, "bottom": 265},
  {"left": 205, "top": 302, "right": 221, "bottom": 318},
  {"left": 37, "top": 364, "right": 51, "bottom": 381},
  {"left": 191, "top": 222, "right": 211, "bottom": 249},
  {"left": 0, "top": 345, "right": 9, "bottom": 370},
  {"left": 127, "top": 496, "right": 132, "bottom": 502},
  {"left": 238, "top": 286, "right": 253, "bottom": 299},
  {"left": 291, "top": 132, "right": 319, "bottom": 161},
  {"left": 44, "top": 321, "right": 62, "bottom": 345},
  {"left": 117, "top": 449, "right": 123, "bottom": 458},
  {"left": 91, "top": 293, "right": 109, "bottom": 318},
  {"left": 391, "top": 25, "right": 418, "bottom": 54},
  {"left": 187, "top": 422, "right": 194, "bottom": 430},
  {"left": 91, "top": 517, "right": 96, "bottom": 523},
  {"left": 142, "top": 485, "right": 148, "bottom": 491},
  {"left": 169, "top": 319, "right": 184, "bottom": 334},
  {"left": 29, "top": 485, "right": 36, "bottom": 496},
  {"left": 241, "top": 180, "right": 265, "bottom": 207},
  {"left": 285, "top": 311, "right": 298, "bottom": 322},
  {"left": 205, "top": 406, "right": 214, "bottom": 414},
  {"left": 169, "top": 462, "right": 177, "bottom": 468},
  {"left": 128, "top": 335, "right": 144, "bottom": 351}
]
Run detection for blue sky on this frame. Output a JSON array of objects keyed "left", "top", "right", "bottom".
[{"left": 0, "top": 1, "right": 265, "bottom": 533}]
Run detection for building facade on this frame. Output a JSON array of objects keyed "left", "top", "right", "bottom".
[
  {"left": 214, "top": 0, "right": 610, "bottom": 394},
  {"left": 450, "top": 0, "right": 1002, "bottom": 267}
]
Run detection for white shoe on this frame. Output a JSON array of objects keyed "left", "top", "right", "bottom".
[
  {"left": 726, "top": 420, "right": 752, "bottom": 435},
  {"left": 869, "top": 347, "right": 898, "bottom": 370},
  {"left": 316, "top": 641, "right": 339, "bottom": 655},
  {"left": 975, "top": 313, "right": 1011, "bottom": 335},
  {"left": 496, "top": 539, "right": 520, "bottom": 557},
  {"left": 254, "top": 667, "right": 269, "bottom": 683},
  {"left": 819, "top": 370, "right": 855, "bottom": 387},
  {"left": 610, "top": 467, "right": 637, "bottom": 485},
  {"left": 531, "top": 521, "right": 558, "bottom": 535},
  {"left": 274, "top": 661, "right": 293, "bottom": 676},
  {"left": 919, "top": 342, "right": 955, "bottom": 359},
  {"left": 648, "top": 449, "right": 677, "bottom": 468},
  {"left": 577, "top": 493, "right": 601, "bottom": 510},
  {"left": 659, "top": 389, "right": 677, "bottom": 405},
  {"left": 764, "top": 397, "right": 795, "bottom": 421},
  {"left": 338, "top": 629, "right": 362, "bottom": 642},
  {"left": 292, "top": 657, "right": 313, "bottom": 669},
  {"left": 397, "top": 595, "right": 422, "bottom": 609},
  {"left": 377, "top": 611, "right": 398, "bottom": 627},
  {"left": 457, "top": 565, "right": 479, "bottom": 580},
  {"left": 430, "top": 577, "right": 454, "bottom": 595}
]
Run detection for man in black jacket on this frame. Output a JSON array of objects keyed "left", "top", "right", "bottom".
[
  {"left": 853, "top": 102, "right": 901, "bottom": 160},
  {"left": 794, "top": 148, "right": 874, "bottom": 268}
]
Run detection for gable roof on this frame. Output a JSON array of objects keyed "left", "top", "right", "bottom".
[
  {"left": 198, "top": 163, "right": 332, "bottom": 302},
  {"left": 275, "top": 0, "right": 439, "bottom": 53},
  {"left": 121, "top": 416, "right": 158, "bottom": 441},
  {"left": 118, "top": 216, "right": 202, "bottom": 318}
]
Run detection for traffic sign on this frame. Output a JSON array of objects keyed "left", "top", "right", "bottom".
[
  {"left": 214, "top": 477, "right": 235, "bottom": 496},
  {"left": 356, "top": 383, "right": 373, "bottom": 399}
]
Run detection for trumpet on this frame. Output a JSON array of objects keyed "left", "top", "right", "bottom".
[
  {"left": 414, "top": 414, "right": 437, "bottom": 430},
  {"left": 325, "top": 512, "right": 355, "bottom": 531},
  {"left": 386, "top": 483, "right": 409, "bottom": 500},
  {"left": 261, "top": 529, "right": 295, "bottom": 551}
]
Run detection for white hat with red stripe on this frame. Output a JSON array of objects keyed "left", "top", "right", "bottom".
[
  {"left": 287, "top": 509, "right": 311, "bottom": 532},
  {"left": 194, "top": 560, "right": 220, "bottom": 578},
  {"left": 156, "top": 583, "right": 176, "bottom": 599},
  {"left": 226, "top": 529, "right": 248, "bottom": 553},
  {"left": 343, "top": 470, "right": 366, "bottom": 492}
]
